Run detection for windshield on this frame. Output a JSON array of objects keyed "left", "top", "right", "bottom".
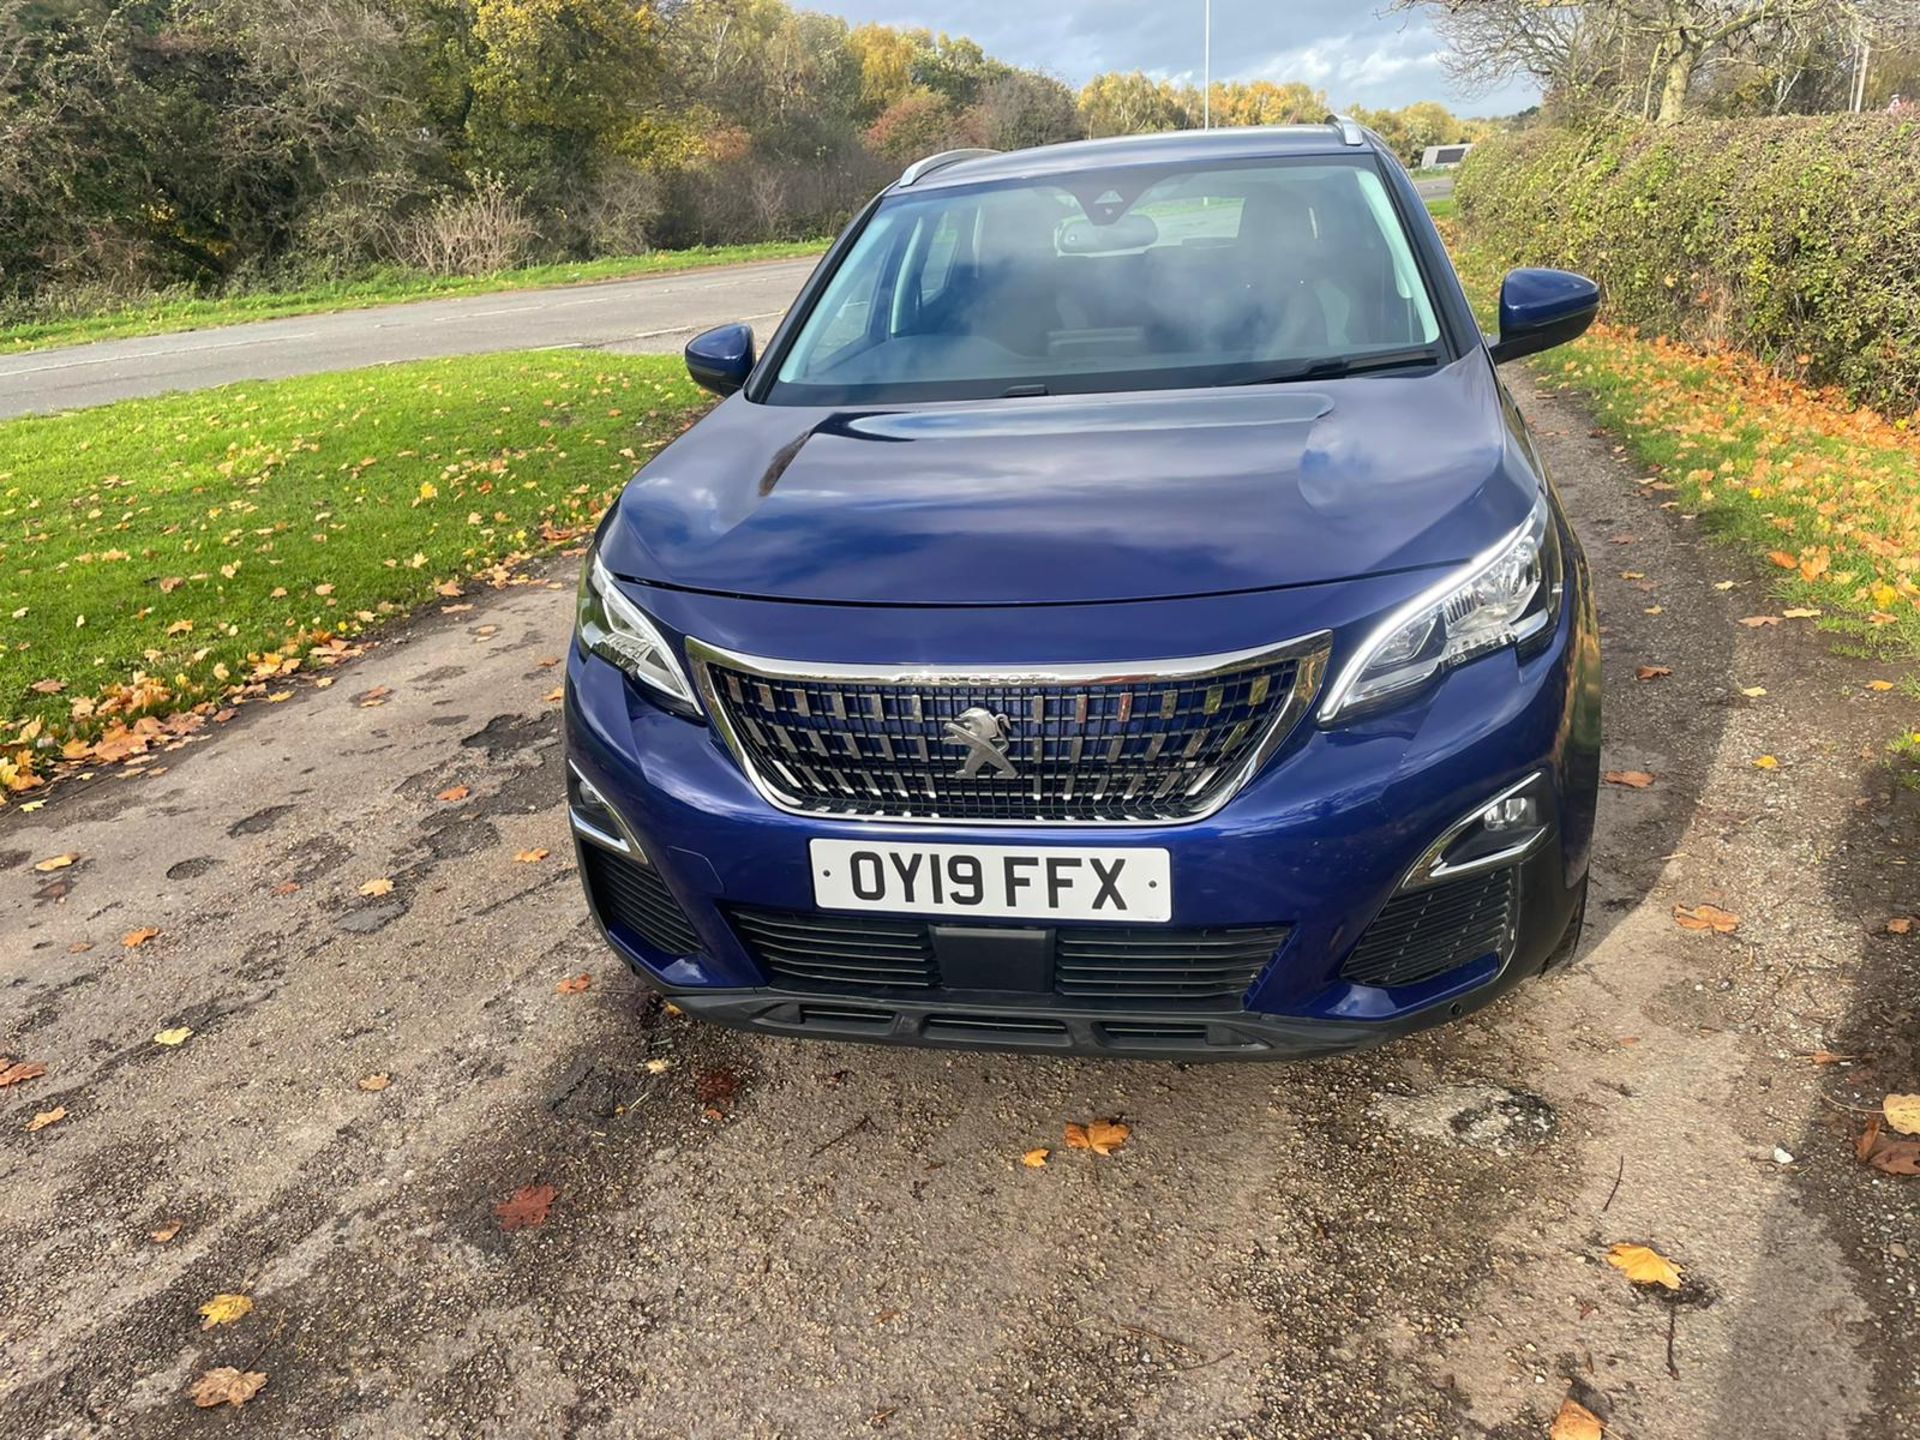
[{"left": 768, "top": 156, "right": 1444, "bottom": 405}]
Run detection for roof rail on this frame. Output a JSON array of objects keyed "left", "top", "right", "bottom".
[
  {"left": 897, "top": 148, "right": 1000, "bottom": 188},
  {"left": 1323, "top": 113, "right": 1366, "bottom": 147}
]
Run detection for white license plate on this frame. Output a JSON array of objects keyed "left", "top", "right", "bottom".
[{"left": 810, "top": 839, "right": 1171, "bottom": 923}]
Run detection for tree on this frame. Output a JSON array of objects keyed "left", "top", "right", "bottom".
[
  {"left": 1392, "top": 0, "right": 1907, "bottom": 123},
  {"left": 961, "top": 70, "right": 1081, "bottom": 151},
  {"left": 1076, "top": 71, "right": 1193, "bottom": 137}
]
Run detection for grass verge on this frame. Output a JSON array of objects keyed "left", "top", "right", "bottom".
[
  {"left": 0, "top": 352, "right": 707, "bottom": 799},
  {"left": 1443, "top": 222, "right": 1920, "bottom": 666},
  {"left": 1, "top": 241, "right": 826, "bottom": 354}
]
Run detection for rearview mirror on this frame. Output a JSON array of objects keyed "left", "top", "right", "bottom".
[
  {"left": 685, "top": 324, "right": 755, "bottom": 397},
  {"left": 1489, "top": 269, "right": 1599, "bottom": 366}
]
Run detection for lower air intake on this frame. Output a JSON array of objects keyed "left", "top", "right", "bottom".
[
  {"left": 581, "top": 844, "right": 702, "bottom": 957},
  {"left": 1341, "top": 867, "right": 1515, "bottom": 989}
]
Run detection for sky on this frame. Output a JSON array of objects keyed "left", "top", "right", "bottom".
[{"left": 816, "top": 0, "right": 1542, "bottom": 116}]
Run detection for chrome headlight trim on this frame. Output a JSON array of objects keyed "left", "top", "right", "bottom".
[
  {"left": 576, "top": 554, "right": 701, "bottom": 714},
  {"left": 1319, "top": 490, "right": 1560, "bottom": 724}
]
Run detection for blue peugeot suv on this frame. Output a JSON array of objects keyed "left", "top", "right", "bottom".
[{"left": 565, "top": 120, "right": 1602, "bottom": 1060}]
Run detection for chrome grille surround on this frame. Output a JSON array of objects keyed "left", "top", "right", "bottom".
[{"left": 687, "top": 633, "right": 1330, "bottom": 826}]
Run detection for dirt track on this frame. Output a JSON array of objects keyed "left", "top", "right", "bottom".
[{"left": 4, "top": 369, "right": 1918, "bottom": 1438}]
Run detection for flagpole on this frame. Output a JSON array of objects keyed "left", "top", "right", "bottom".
[{"left": 1203, "top": 0, "right": 1212, "bottom": 128}]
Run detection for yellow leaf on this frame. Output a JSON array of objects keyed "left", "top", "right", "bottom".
[
  {"left": 358, "top": 1073, "right": 391, "bottom": 1092},
  {"left": 543, "top": 686, "right": 565, "bottom": 703},
  {"left": 1064, "top": 1119, "right": 1131, "bottom": 1156},
  {"left": 1868, "top": 680, "right": 1895, "bottom": 692},
  {"left": 1781, "top": 607, "right": 1821, "bottom": 619},
  {"left": 1550, "top": 1397, "right": 1605, "bottom": 1440},
  {"left": 199, "top": 1293, "right": 253, "bottom": 1329},
  {"left": 1673, "top": 904, "right": 1739, "bottom": 934},
  {"left": 1767, "top": 551, "right": 1798, "bottom": 570},
  {"left": 1739, "top": 686, "right": 1766, "bottom": 698},
  {"left": 122, "top": 927, "right": 160, "bottom": 949},
  {"left": 1884, "top": 1095, "right": 1920, "bottom": 1136},
  {"left": 1022, "top": 1147, "right": 1050, "bottom": 1168},
  {"left": 25, "top": 1106, "right": 67, "bottom": 1132},
  {"left": 33, "top": 852, "right": 80, "bottom": 872},
  {"left": 1605, "top": 1242, "right": 1683, "bottom": 1290},
  {"left": 645, "top": 1058, "right": 673, "bottom": 1075},
  {"left": 151, "top": 1219, "right": 184, "bottom": 1243},
  {"left": 515, "top": 848, "right": 550, "bottom": 864},
  {"left": 1753, "top": 755, "right": 1779, "bottom": 770},
  {"left": 1602, "top": 770, "right": 1655, "bottom": 789},
  {"left": 153, "top": 1026, "right": 193, "bottom": 1046},
  {"left": 358, "top": 877, "right": 394, "bottom": 896},
  {"left": 419, "top": 482, "right": 439, "bottom": 500}
]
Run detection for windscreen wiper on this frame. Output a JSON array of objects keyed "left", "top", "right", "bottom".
[{"left": 1234, "top": 346, "right": 1444, "bottom": 385}]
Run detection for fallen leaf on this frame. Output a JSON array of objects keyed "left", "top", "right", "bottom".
[
  {"left": 695, "top": 1068, "right": 741, "bottom": 1104},
  {"left": 1767, "top": 550, "right": 1798, "bottom": 570},
  {"left": 151, "top": 1219, "right": 184, "bottom": 1243},
  {"left": 1753, "top": 755, "right": 1780, "bottom": 770},
  {"left": 30, "top": 678, "right": 66, "bottom": 694},
  {"left": 495, "top": 1183, "right": 557, "bottom": 1230},
  {"left": 1605, "top": 1242, "right": 1683, "bottom": 1290},
  {"left": 199, "top": 1293, "right": 253, "bottom": 1329},
  {"left": 1022, "top": 1147, "right": 1051, "bottom": 1168},
  {"left": 437, "top": 784, "right": 470, "bottom": 802},
  {"left": 1868, "top": 680, "right": 1895, "bottom": 692},
  {"left": 1804, "top": 1050, "right": 1856, "bottom": 1064},
  {"left": 33, "top": 852, "right": 80, "bottom": 872},
  {"left": 1635, "top": 665, "right": 1672, "bottom": 681},
  {"left": 358, "top": 877, "right": 394, "bottom": 897},
  {"left": 644, "top": 1058, "right": 673, "bottom": 1075},
  {"left": 1888, "top": 917, "right": 1914, "bottom": 936},
  {"left": 153, "top": 1027, "right": 192, "bottom": 1046},
  {"left": 542, "top": 686, "right": 564, "bottom": 703},
  {"left": 1858, "top": 1114, "right": 1884, "bottom": 1163},
  {"left": 358, "top": 1073, "right": 391, "bottom": 1092},
  {"left": 1739, "top": 615, "right": 1781, "bottom": 628},
  {"left": 555, "top": 973, "right": 591, "bottom": 994},
  {"left": 1713, "top": 580, "right": 1737, "bottom": 591},
  {"left": 122, "top": 927, "right": 160, "bottom": 948},
  {"left": 1603, "top": 770, "right": 1655, "bottom": 789},
  {"left": 272, "top": 881, "right": 302, "bottom": 896},
  {"left": 25, "top": 1106, "right": 66, "bottom": 1131},
  {"left": 0, "top": 1060, "right": 48, "bottom": 1086},
  {"left": 1868, "top": 1141, "right": 1920, "bottom": 1176},
  {"left": 1739, "top": 686, "right": 1767, "bottom": 698},
  {"left": 1884, "top": 1095, "right": 1920, "bottom": 1136},
  {"left": 1673, "top": 904, "right": 1740, "bottom": 934},
  {"left": 514, "top": 848, "right": 550, "bottom": 864},
  {"left": 314, "top": 582, "right": 335, "bottom": 596},
  {"left": 1064, "top": 1119, "right": 1131, "bottom": 1156},
  {"left": 1781, "top": 607, "right": 1821, "bottom": 619},
  {"left": 190, "top": 1367, "right": 267, "bottom": 1409},
  {"left": 1550, "top": 1397, "right": 1605, "bottom": 1440}
]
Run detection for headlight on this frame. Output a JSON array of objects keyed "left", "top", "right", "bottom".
[
  {"left": 1320, "top": 491, "right": 1563, "bottom": 723},
  {"left": 576, "top": 553, "right": 700, "bottom": 715}
]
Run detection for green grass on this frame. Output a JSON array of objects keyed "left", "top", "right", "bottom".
[
  {"left": 1440, "top": 218, "right": 1920, "bottom": 668},
  {"left": 0, "top": 241, "right": 826, "bottom": 354},
  {"left": 1425, "top": 197, "right": 1457, "bottom": 219},
  {"left": 0, "top": 352, "right": 706, "bottom": 788}
]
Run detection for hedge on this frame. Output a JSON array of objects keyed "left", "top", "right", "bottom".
[{"left": 1454, "top": 115, "right": 1920, "bottom": 420}]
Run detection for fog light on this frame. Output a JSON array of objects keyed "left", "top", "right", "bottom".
[
  {"left": 567, "top": 764, "right": 636, "bottom": 857},
  {"left": 1400, "top": 772, "right": 1552, "bottom": 891},
  {"left": 1481, "top": 795, "right": 1538, "bottom": 832}
]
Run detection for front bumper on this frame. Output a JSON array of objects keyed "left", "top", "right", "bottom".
[{"left": 564, "top": 556, "right": 1600, "bottom": 1061}]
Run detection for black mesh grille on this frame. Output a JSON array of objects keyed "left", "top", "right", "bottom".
[
  {"left": 1054, "top": 925, "right": 1289, "bottom": 1000},
  {"left": 730, "top": 908, "right": 1287, "bottom": 1005},
  {"left": 700, "top": 654, "right": 1306, "bottom": 824},
  {"left": 1341, "top": 868, "right": 1515, "bottom": 989},
  {"left": 733, "top": 908, "right": 939, "bottom": 990},
  {"left": 581, "top": 844, "right": 702, "bottom": 956}
]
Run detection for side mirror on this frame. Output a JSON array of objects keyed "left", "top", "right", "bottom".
[
  {"left": 1489, "top": 269, "right": 1599, "bottom": 366},
  {"left": 685, "top": 324, "right": 755, "bottom": 397}
]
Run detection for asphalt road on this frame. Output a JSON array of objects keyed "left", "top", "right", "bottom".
[
  {"left": 0, "top": 257, "right": 818, "bottom": 419},
  {"left": 3, "top": 177, "right": 1455, "bottom": 422},
  {"left": 4, "top": 368, "right": 1916, "bottom": 1437}
]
